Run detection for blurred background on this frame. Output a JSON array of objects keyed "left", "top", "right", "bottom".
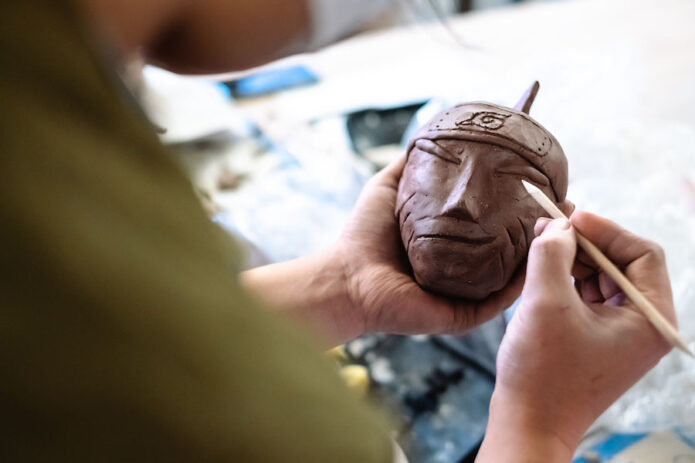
[{"left": 131, "top": 0, "right": 695, "bottom": 460}]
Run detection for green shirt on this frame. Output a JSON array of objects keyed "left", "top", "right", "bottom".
[{"left": 0, "top": 1, "right": 391, "bottom": 461}]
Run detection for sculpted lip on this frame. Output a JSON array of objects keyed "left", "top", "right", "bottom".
[
  {"left": 415, "top": 233, "right": 495, "bottom": 245},
  {"left": 412, "top": 217, "right": 495, "bottom": 245}
]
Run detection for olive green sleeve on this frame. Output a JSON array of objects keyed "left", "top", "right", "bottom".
[{"left": 0, "top": 1, "right": 392, "bottom": 461}]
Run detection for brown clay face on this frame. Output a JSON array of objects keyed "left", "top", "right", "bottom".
[
  {"left": 397, "top": 139, "right": 556, "bottom": 299},
  {"left": 396, "top": 84, "right": 568, "bottom": 300}
]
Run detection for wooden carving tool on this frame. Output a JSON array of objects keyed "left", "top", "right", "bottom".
[{"left": 522, "top": 180, "right": 692, "bottom": 356}]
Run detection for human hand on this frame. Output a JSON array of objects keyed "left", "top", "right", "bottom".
[
  {"left": 478, "top": 212, "right": 676, "bottom": 461},
  {"left": 335, "top": 155, "right": 526, "bottom": 337}
]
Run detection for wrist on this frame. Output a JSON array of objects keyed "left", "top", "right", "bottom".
[
  {"left": 477, "top": 390, "right": 578, "bottom": 462},
  {"left": 240, "top": 246, "right": 365, "bottom": 346},
  {"left": 328, "top": 243, "right": 367, "bottom": 338},
  {"left": 313, "top": 244, "right": 367, "bottom": 342}
]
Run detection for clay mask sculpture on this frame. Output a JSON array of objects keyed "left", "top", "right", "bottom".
[{"left": 396, "top": 82, "right": 568, "bottom": 299}]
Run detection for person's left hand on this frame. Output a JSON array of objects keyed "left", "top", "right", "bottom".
[{"left": 335, "top": 155, "right": 526, "bottom": 336}]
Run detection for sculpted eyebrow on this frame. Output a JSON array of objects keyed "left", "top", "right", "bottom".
[
  {"left": 414, "top": 139, "right": 461, "bottom": 164},
  {"left": 496, "top": 164, "right": 550, "bottom": 186}
]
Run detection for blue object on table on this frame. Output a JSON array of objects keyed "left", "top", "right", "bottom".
[
  {"left": 574, "top": 434, "right": 647, "bottom": 462},
  {"left": 573, "top": 432, "right": 695, "bottom": 462},
  {"left": 220, "top": 65, "right": 319, "bottom": 98}
]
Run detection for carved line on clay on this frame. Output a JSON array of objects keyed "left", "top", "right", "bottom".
[
  {"left": 507, "top": 227, "right": 519, "bottom": 260},
  {"left": 406, "top": 229, "right": 416, "bottom": 255},
  {"left": 415, "top": 139, "right": 461, "bottom": 164},
  {"left": 517, "top": 216, "right": 527, "bottom": 249},
  {"left": 424, "top": 129, "right": 553, "bottom": 159},
  {"left": 396, "top": 191, "right": 416, "bottom": 218},
  {"left": 416, "top": 234, "right": 495, "bottom": 245},
  {"left": 456, "top": 111, "right": 511, "bottom": 131},
  {"left": 506, "top": 227, "right": 515, "bottom": 246},
  {"left": 448, "top": 103, "right": 553, "bottom": 142},
  {"left": 400, "top": 210, "right": 412, "bottom": 229}
]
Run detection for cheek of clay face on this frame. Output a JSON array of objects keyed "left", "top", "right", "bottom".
[{"left": 396, "top": 140, "right": 555, "bottom": 300}]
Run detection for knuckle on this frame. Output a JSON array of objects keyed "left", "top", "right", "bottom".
[{"left": 646, "top": 242, "right": 666, "bottom": 261}]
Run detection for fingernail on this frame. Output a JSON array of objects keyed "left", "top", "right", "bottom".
[{"left": 606, "top": 291, "right": 626, "bottom": 307}]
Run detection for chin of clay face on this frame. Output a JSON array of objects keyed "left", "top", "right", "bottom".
[{"left": 396, "top": 96, "right": 568, "bottom": 300}]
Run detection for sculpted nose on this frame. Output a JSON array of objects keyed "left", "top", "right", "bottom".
[{"left": 441, "top": 167, "right": 484, "bottom": 221}]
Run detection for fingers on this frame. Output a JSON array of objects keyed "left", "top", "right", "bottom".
[
  {"left": 604, "top": 291, "right": 626, "bottom": 307},
  {"left": 577, "top": 272, "right": 624, "bottom": 306},
  {"left": 410, "top": 264, "right": 526, "bottom": 336},
  {"left": 532, "top": 200, "right": 574, "bottom": 236},
  {"left": 570, "top": 211, "right": 676, "bottom": 325},
  {"left": 524, "top": 218, "right": 578, "bottom": 301},
  {"left": 598, "top": 271, "right": 621, "bottom": 301},
  {"left": 579, "top": 276, "right": 603, "bottom": 303},
  {"left": 572, "top": 248, "right": 599, "bottom": 280},
  {"left": 570, "top": 211, "right": 662, "bottom": 268},
  {"left": 374, "top": 272, "right": 517, "bottom": 337},
  {"left": 369, "top": 154, "right": 406, "bottom": 189},
  {"left": 534, "top": 213, "right": 652, "bottom": 303},
  {"left": 461, "top": 265, "right": 526, "bottom": 331},
  {"left": 546, "top": 210, "right": 668, "bottom": 292}
]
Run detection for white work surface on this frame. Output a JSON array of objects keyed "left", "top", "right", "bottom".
[{"left": 148, "top": 0, "right": 695, "bottom": 437}]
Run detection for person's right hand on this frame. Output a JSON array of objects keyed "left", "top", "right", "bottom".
[{"left": 477, "top": 211, "right": 677, "bottom": 461}]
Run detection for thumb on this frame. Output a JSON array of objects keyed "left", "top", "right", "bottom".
[
  {"left": 371, "top": 154, "right": 406, "bottom": 189},
  {"left": 523, "top": 218, "right": 577, "bottom": 299}
]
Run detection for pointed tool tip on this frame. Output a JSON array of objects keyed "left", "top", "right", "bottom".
[
  {"left": 666, "top": 330, "right": 692, "bottom": 357},
  {"left": 678, "top": 343, "right": 694, "bottom": 358},
  {"left": 521, "top": 179, "right": 538, "bottom": 194}
]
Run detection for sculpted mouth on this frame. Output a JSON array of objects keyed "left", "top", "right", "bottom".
[{"left": 415, "top": 233, "right": 495, "bottom": 245}]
